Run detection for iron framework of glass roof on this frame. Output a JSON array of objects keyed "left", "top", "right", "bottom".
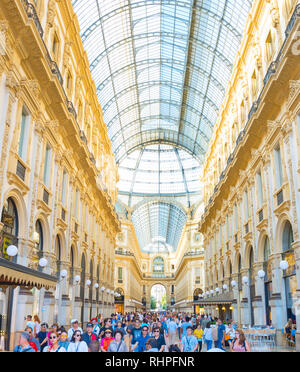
[
  {"left": 72, "top": 0, "right": 253, "bottom": 252},
  {"left": 117, "top": 144, "right": 202, "bottom": 206},
  {"left": 131, "top": 201, "right": 187, "bottom": 252},
  {"left": 72, "top": 0, "right": 253, "bottom": 163}
]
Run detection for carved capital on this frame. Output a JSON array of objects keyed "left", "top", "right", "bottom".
[
  {"left": 45, "top": 120, "right": 59, "bottom": 131},
  {"left": 5, "top": 69, "right": 18, "bottom": 91}
]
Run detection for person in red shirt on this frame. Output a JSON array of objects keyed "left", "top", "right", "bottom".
[{"left": 100, "top": 329, "right": 114, "bottom": 352}]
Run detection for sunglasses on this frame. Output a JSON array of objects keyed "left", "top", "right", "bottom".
[
  {"left": 49, "top": 336, "right": 57, "bottom": 340},
  {"left": 75, "top": 334, "right": 81, "bottom": 337}
]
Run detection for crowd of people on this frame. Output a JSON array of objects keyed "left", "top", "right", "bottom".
[{"left": 13, "top": 312, "right": 252, "bottom": 352}]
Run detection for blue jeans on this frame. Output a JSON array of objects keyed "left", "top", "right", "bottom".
[
  {"left": 206, "top": 340, "right": 213, "bottom": 351},
  {"left": 217, "top": 339, "right": 224, "bottom": 350}
]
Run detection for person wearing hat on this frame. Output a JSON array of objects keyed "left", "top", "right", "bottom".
[
  {"left": 67, "top": 319, "right": 83, "bottom": 341},
  {"left": 82, "top": 323, "right": 98, "bottom": 347},
  {"left": 100, "top": 329, "right": 114, "bottom": 352},
  {"left": 13, "top": 332, "right": 36, "bottom": 352}
]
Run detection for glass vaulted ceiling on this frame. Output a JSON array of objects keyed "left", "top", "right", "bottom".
[
  {"left": 72, "top": 0, "right": 253, "bottom": 163},
  {"left": 72, "top": 0, "right": 253, "bottom": 252}
]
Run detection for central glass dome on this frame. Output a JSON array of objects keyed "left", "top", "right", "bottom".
[{"left": 117, "top": 144, "right": 202, "bottom": 196}]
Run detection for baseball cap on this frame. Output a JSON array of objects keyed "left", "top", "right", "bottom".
[
  {"left": 71, "top": 319, "right": 78, "bottom": 324},
  {"left": 86, "top": 323, "right": 93, "bottom": 328}
]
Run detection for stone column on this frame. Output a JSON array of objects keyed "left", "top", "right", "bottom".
[
  {"left": 240, "top": 269, "right": 251, "bottom": 326},
  {"left": 84, "top": 273, "right": 91, "bottom": 325},
  {"left": 230, "top": 273, "right": 240, "bottom": 324},
  {"left": 57, "top": 261, "right": 71, "bottom": 326},
  {"left": 251, "top": 262, "right": 266, "bottom": 326},
  {"left": 269, "top": 254, "right": 286, "bottom": 329},
  {"left": 91, "top": 275, "right": 98, "bottom": 319},
  {"left": 72, "top": 267, "right": 82, "bottom": 323},
  {"left": 292, "top": 241, "right": 300, "bottom": 351},
  {"left": 41, "top": 290, "right": 56, "bottom": 326}
]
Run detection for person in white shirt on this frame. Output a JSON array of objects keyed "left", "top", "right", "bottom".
[
  {"left": 67, "top": 319, "right": 83, "bottom": 341},
  {"left": 25, "top": 315, "right": 35, "bottom": 332},
  {"left": 43, "top": 332, "right": 66, "bottom": 352},
  {"left": 67, "top": 331, "right": 88, "bottom": 352}
]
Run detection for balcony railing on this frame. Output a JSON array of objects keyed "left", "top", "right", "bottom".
[
  {"left": 143, "top": 273, "right": 174, "bottom": 279},
  {"left": 115, "top": 250, "right": 134, "bottom": 257},
  {"left": 184, "top": 250, "right": 204, "bottom": 257},
  {"left": 21, "top": 0, "right": 44, "bottom": 38}
]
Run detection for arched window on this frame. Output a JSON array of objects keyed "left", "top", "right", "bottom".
[
  {"left": 1, "top": 198, "right": 18, "bottom": 261},
  {"left": 249, "top": 246, "right": 255, "bottom": 326},
  {"left": 70, "top": 246, "right": 74, "bottom": 268},
  {"left": 1, "top": 198, "right": 18, "bottom": 237},
  {"left": 56, "top": 235, "right": 62, "bottom": 276},
  {"left": 35, "top": 220, "right": 43, "bottom": 251},
  {"left": 56, "top": 235, "right": 61, "bottom": 261},
  {"left": 264, "top": 237, "right": 270, "bottom": 261},
  {"left": 153, "top": 257, "right": 164, "bottom": 273},
  {"left": 249, "top": 247, "right": 254, "bottom": 269},
  {"left": 282, "top": 221, "right": 294, "bottom": 252}
]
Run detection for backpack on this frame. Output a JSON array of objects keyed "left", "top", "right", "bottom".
[{"left": 212, "top": 326, "right": 218, "bottom": 341}]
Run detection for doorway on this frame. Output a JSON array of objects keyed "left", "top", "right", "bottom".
[{"left": 150, "top": 284, "right": 166, "bottom": 311}]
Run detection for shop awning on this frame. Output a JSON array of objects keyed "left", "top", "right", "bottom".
[
  {"left": 0, "top": 258, "right": 57, "bottom": 290},
  {"left": 194, "top": 292, "right": 234, "bottom": 306}
]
